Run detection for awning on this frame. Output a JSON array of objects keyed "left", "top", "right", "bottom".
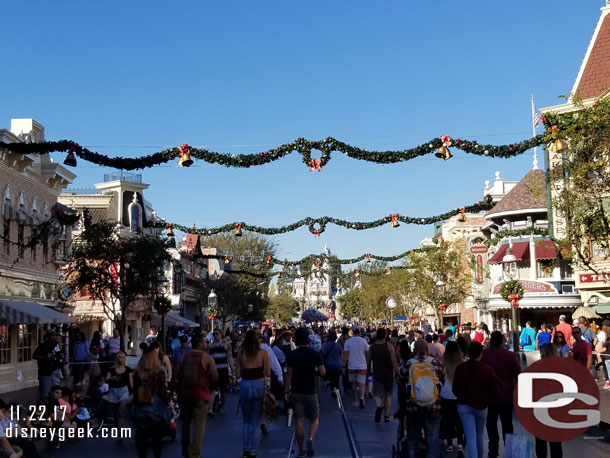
[
  {"left": 488, "top": 242, "right": 530, "bottom": 264},
  {"left": 595, "top": 301, "right": 610, "bottom": 314},
  {"left": 0, "top": 300, "right": 74, "bottom": 325},
  {"left": 535, "top": 240, "right": 560, "bottom": 260},
  {"left": 152, "top": 313, "right": 200, "bottom": 329}
]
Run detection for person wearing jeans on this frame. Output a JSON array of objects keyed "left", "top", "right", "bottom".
[
  {"left": 235, "top": 330, "right": 270, "bottom": 458},
  {"left": 453, "top": 342, "right": 496, "bottom": 458}
]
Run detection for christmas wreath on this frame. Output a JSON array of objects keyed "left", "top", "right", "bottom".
[{"left": 500, "top": 280, "right": 524, "bottom": 309}]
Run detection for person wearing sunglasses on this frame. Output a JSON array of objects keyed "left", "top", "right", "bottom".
[{"left": 570, "top": 327, "right": 592, "bottom": 370}]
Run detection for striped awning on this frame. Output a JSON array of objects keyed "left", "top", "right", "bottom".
[
  {"left": 152, "top": 313, "right": 200, "bottom": 329},
  {"left": 0, "top": 300, "right": 75, "bottom": 325}
]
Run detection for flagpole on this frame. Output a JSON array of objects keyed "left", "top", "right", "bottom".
[{"left": 531, "top": 93, "right": 539, "bottom": 169}]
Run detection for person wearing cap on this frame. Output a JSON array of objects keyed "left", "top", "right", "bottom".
[
  {"left": 552, "top": 314, "right": 572, "bottom": 344},
  {"left": 342, "top": 326, "right": 370, "bottom": 409},
  {"left": 172, "top": 335, "right": 192, "bottom": 370}
]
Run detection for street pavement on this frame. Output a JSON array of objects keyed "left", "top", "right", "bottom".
[{"left": 39, "top": 384, "right": 610, "bottom": 458}]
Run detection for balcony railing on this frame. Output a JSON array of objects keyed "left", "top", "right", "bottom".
[{"left": 104, "top": 172, "right": 142, "bottom": 183}]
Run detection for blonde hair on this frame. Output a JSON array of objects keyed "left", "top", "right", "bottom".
[{"left": 135, "top": 348, "right": 160, "bottom": 379}]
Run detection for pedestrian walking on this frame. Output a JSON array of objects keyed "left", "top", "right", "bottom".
[
  {"left": 519, "top": 321, "right": 537, "bottom": 352},
  {"left": 534, "top": 343, "right": 563, "bottom": 458},
  {"left": 132, "top": 342, "right": 174, "bottom": 458},
  {"left": 320, "top": 330, "right": 343, "bottom": 397},
  {"left": 399, "top": 339, "right": 442, "bottom": 458},
  {"left": 208, "top": 329, "right": 233, "bottom": 416},
  {"left": 552, "top": 314, "right": 573, "bottom": 345},
  {"left": 284, "top": 327, "right": 326, "bottom": 458},
  {"left": 481, "top": 331, "right": 521, "bottom": 458},
  {"left": 173, "top": 334, "right": 218, "bottom": 458},
  {"left": 105, "top": 351, "right": 133, "bottom": 433},
  {"left": 342, "top": 326, "right": 369, "bottom": 408},
  {"left": 235, "top": 329, "right": 270, "bottom": 458},
  {"left": 440, "top": 341, "right": 465, "bottom": 456},
  {"left": 570, "top": 327, "right": 592, "bottom": 370},
  {"left": 32, "top": 331, "right": 61, "bottom": 400},
  {"left": 453, "top": 342, "right": 496, "bottom": 458},
  {"left": 369, "top": 328, "right": 399, "bottom": 423},
  {"left": 552, "top": 331, "right": 570, "bottom": 357},
  {"left": 259, "top": 334, "right": 283, "bottom": 435},
  {"left": 71, "top": 332, "right": 89, "bottom": 386}
]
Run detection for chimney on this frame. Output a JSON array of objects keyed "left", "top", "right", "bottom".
[{"left": 10, "top": 118, "right": 45, "bottom": 143}]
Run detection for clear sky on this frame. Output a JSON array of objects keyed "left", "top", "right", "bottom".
[{"left": 0, "top": 0, "right": 602, "bottom": 267}]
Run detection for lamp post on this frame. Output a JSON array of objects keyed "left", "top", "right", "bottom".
[
  {"left": 207, "top": 289, "right": 217, "bottom": 333},
  {"left": 435, "top": 280, "right": 446, "bottom": 330},
  {"left": 386, "top": 297, "right": 397, "bottom": 328},
  {"left": 247, "top": 303, "right": 253, "bottom": 325},
  {"left": 501, "top": 244, "right": 519, "bottom": 353}
]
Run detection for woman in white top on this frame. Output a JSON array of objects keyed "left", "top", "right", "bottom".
[{"left": 440, "top": 341, "right": 465, "bottom": 455}]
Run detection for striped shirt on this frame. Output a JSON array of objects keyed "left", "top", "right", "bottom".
[{"left": 209, "top": 342, "right": 229, "bottom": 371}]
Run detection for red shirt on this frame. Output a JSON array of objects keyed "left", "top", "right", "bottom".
[
  {"left": 572, "top": 339, "right": 591, "bottom": 367},
  {"left": 552, "top": 322, "right": 572, "bottom": 344},
  {"left": 177, "top": 350, "right": 210, "bottom": 403},
  {"left": 473, "top": 330, "right": 485, "bottom": 343}
]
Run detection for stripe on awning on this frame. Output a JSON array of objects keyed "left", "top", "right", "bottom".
[
  {"left": 488, "top": 242, "right": 530, "bottom": 264},
  {"left": 0, "top": 300, "right": 74, "bottom": 325}
]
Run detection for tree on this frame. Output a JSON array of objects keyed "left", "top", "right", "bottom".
[
  {"left": 404, "top": 242, "right": 470, "bottom": 329},
  {"left": 199, "top": 232, "right": 277, "bottom": 327},
  {"left": 68, "top": 213, "right": 171, "bottom": 350},
  {"left": 266, "top": 293, "right": 299, "bottom": 325},
  {"left": 545, "top": 98, "right": 610, "bottom": 270}
]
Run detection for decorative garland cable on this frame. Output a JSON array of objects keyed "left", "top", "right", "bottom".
[
  {"left": 158, "top": 196, "right": 493, "bottom": 237},
  {"left": 483, "top": 227, "right": 550, "bottom": 247},
  {"left": 0, "top": 134, "right": 549, "bottom": 171}
]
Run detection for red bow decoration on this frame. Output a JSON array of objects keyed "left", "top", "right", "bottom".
[
  {"left": 179, "top": 143, "right": 190, "bottom": 157},
  {"left": 69, "top": 141, "right": 79, "bottom": 152},
  {"left": 314, "top": 229, "right": 320, "bottom": 237},
  {"left": 316, "top": 262, "right": 321, "bottom": 269},
  {"left": 309, "top": 158, "right": 322, "bottom": 172},
  {"left": 508, "top": 293, "right": 522, "bottom": 309},
  {"left": 365, "top": 253, "right": 371, "bottom": 263},
  {"left": 391, "top": 213, "right": 399, "bottom": 224},
  {"left": 439, "top": 303, "right": 447, "bottom": 312},
  {"left": 236, "top": 222, "right": 243, "bottom": 230},
  {"left": 266, "top": 254, "right": 272, "bottom": 266},
  {"left": 440, "top": 135, "right": 452, "bottom": 147},
  {"left": 355, "top": 268, "right": 360, "bottom": 276},
  {"left": 459, "top": 207, "right": 466, "bottom": 214}
]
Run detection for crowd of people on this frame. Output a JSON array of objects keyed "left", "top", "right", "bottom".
[{"left": 0, "top": 314, "right": 608, "bottom": 458}]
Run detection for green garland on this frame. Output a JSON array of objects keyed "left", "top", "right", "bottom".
[
  {"left": 156, "top": 197, "right": 493, "bottom": 237},
  {"left": 0, "top": 134, "right": 549, "bottom": 171},
  {"left": 499, "top": 280, "right": 524, "bottom": 302},
  {"left": 484, "top": 227, "right": 550, "bottom": 247}
]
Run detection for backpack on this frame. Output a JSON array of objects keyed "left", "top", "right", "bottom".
[
  {"left": 408, "top": 357, "right": 439, "bottom": 407},
  {"left": 180, "top": 352, "right": 203, "bottom": 389},
  {"left": 581, "top": 331, "right": 593, "bottom": 347}
]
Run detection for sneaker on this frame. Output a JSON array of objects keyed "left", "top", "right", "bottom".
[
  {"left": 359, "top": 398, "right": 365, "bottom": 409},
  {"left": 306, "top": 438, "right": 315, "bottom": 457},
  {"left": 445, "top": 445, "right": 454, "bottom": 453},
  {"left": 208, "top": 410, "right": 215, "bottom": 418},
  {"left": 297, "top": 452, "right": 306, "bottom": 458},
  {"left": 352, "top": 402, "right": 359, "bottom": 407},
  {"left": 384, "top": 416, "right": 390, "bottom": 422},
  {"left": 374, "top": 407, "right": 382, "bottom": 423},
  {"left": 603, "top": 382, "right": 610, "bottom": 390},
  {"left": 457, "top": 445, "right": 465, "bottom": 457}
]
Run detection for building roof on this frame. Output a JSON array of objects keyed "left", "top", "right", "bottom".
[
  {"left": 573, "top": 6, "right": 610, "bottom": 100},
  {"left": 485, "top": 169, "right": 547, "bottom": 218}
]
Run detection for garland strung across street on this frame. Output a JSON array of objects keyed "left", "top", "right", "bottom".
[
  {"left": 0, "top": 133, "right": 549, "bottom": 171},
  {"left": 158, "top": 196, "right": 493, "bottom": 237}
]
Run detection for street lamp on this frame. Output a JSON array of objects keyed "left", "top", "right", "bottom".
[
  {"left": 435, "top": 280, "right": 446, "bottom": 330},
  {"left": 501, "top": 244, "right": 520, "bottom": 352},
  {"left": 247, "top": 303, "right": 253, "bottom": 325},
  {"left": 386, "top": 297, "right": 397, "bottom": 327},
  {"left": 208, "top": 289, "right": 218, "bottom": 333}
]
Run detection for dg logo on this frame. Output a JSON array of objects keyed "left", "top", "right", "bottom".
[{"left": 514, "top": 356, "right": 600, "bottom": 442}]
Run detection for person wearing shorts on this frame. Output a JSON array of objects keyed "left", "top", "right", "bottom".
[
  {"left": 369, "top": 328, "right": 398, "bottom": 422},
  {"left": 342, "top": 326, "right": 370, "bottom": 409},
  {"left": 285, "top": 328, "right": 326, "bottom": 458}
]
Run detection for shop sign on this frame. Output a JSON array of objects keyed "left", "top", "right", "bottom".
[
  {"left": 492, "top": 280, "right": 557, "bottom": 295},
  {"left": 579, "top": 272, "right": 610, "bottom": 283},
  {"left": 470, "top": 245, "right": 488, "bottom": 254}
]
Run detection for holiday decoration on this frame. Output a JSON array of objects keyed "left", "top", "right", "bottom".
[
  {"left": 266, "top": 254, "right": 272, "bottom": 266},
  {"left": 439, "top": 303, "right": 447, "bottom": 312},
  {"left": 177, "top": 143, "right": 193, "bottom": 167},
  {"left": 301, "top": 307, "right": 328, "bottom": 323},
  {"left": 391, "top": 214, "right": 399, "bottom": 228},
  {"left": 365, "top": 253, "right": 371, "bottom": 263},
  {"left": 547, "top": 139, "right": 565, "bottom": 153},
  {"left": 153, "top": 197, "right": 493, "bottom": 237},
  {"left": 458, "top": 207, "right": 466, "bottom": 222},
  {"left": 72, "top": 314, "right": 103, "bottom": 323},
  {"left": 0, "top": 133, "right": 550, "bottom": 171},
  {"left": 500, "top": 280, "right": 525, "bottom": 309},
  {"left": 224, "top": 255, "right": 230, "bottom": 265},
  {"left": 484, "top": 227, "right": 549, "bottom": 246},
  {"left": 166, "top": 224, "right": 175, "bottom": 238}
]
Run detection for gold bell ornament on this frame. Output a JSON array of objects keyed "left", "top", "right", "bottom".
[
  {"left": 547, "top": 139, "right": 565, "bottom": 153},
  {"left": 435, "top": 145, "right": 452, "bottom": 160},
  {"left": 64, "top": 151, "right": 77, "bottom": 167},
  {"left": 166, "top": 224, "right": 175, "bottom": 238},
  {"left": 177, "top": 143, "right": 193, "bottom": 167},
  {"left": 235, "top": 222, "right": 243, "bottom": 237},
  {"left": 390, "top": 214, "right": 400, "bottom": 228},
  {"left": 224, "top": 255, "right": 230, "bottom": 265},
  {"left": 457, "top": 207, "right": 466, "bottom": 223}
]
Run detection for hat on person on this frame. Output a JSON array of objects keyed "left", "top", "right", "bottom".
[
  {"left": 602, "top": 319, "right": 610, "bottom": 327},
  {"left": 572, "top": 319, "right": 579, "bottom": 325},
  {"left": 179, "top": 335, "right": 189, "bottom": 343},
  {"left": 559, "top": 314, "right": 567, "bottom": 321},
  {"left": 352, "top": 325, "right": 361, "bottom": 334}
]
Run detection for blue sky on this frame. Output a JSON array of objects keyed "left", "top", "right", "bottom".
[{"left": 0, "top": 0, "right": 601, "bottom": 267}]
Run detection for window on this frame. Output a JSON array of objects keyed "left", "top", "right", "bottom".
[
  {"left": 4, "top": 185, "right": 11, "bottom": 201},
  {"left": 0, "top": 326, "right": 10, "bottom": 365},
  {"left": 130, "top": 204, "right": 140, "bottom": 232},
  {"left": 31, "top": 198, "right": 38, "bottom": 223},
  {"left": 17, "top": 223, "right": 24, "bottom": 258},
  {"left": 3, "top": 219, "right": 9, "bottom": 255},
  {"left": 17, "top": 325, "right": 35, "bottom": 363},
  {"left": 31, "top": 244, "right": 37, "bottom": 262},
  {"left": 42, "top": 237, "right": 49, "bottom": 264}
]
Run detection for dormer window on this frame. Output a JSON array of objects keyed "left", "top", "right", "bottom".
[
  {"left": 128, "top": 193, "right": 143, "bottom": 232},
  {"left": 4, "top": 185, "right": 11, "bottom": 202},
  {"left": 18, "top": 192, "right": 26, "bottom": 210}
]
